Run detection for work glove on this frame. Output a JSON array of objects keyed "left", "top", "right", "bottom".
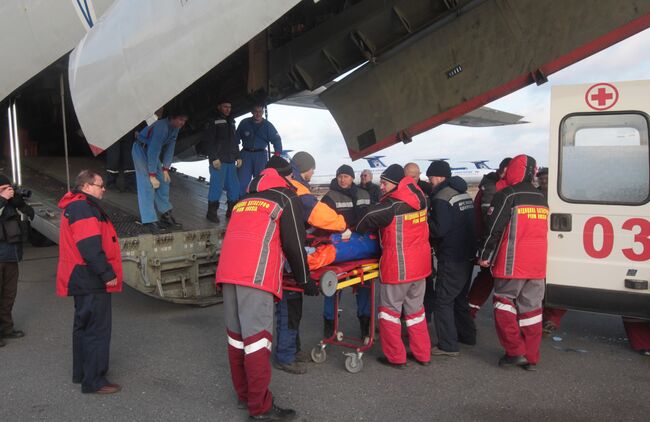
[
  {"left": 302, "top": 279, "right": 320, "bottom": 297},
  {"left": 212, "top": 159, "right": 222, "bottom": 170},
  {"left": 341, "top": 228, "right": 352, "bottom": 241},
  {"left": 149, "top": 175, "right": 160, "bottom": 189},
  {"left": 273, "top": 151, "right": 281, "bottom": 157},
  {"left": 162, "top": 170, "right": 171, "bottom": 183},
  {"left": 235, "top": 159, "right": 243, "bottom": 168}
]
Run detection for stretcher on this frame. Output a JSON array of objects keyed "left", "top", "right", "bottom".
[{"left": 283, "top": 258, "right": 380, "bottom": 373}]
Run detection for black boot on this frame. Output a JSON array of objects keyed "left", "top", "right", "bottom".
[
  {"left": 206, "top": 201, "right": 220, "bottom": 223},
  {"left": 323, "top": 318, "right": 334, "bottom": 339},
  {"left": 226, "top": 201, "right": 237, "bottom": 219},
  {"left": 358, "top": 316, "right": 370, "bottom": 339},
  {"left": 123, "top": 171, "right": 137, "bottom": 193},
  {"left": 160, "top": 211, "right": 182, "bottom": 229}
]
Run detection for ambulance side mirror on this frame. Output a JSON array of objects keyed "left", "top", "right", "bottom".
[{"left": 550, "top": 213, "right": 572, "bottom": 232}]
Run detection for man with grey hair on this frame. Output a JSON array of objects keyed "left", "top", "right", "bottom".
[
  {"left": 359, "top": 169, "right": 381, "bottom": 204},
  {"left": 56, "top": 170, "right": 123, "bottom": 394}
]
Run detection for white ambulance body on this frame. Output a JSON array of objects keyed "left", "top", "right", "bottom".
[{"left": 546, "top": 80, "right": 650, "bottom": 319}]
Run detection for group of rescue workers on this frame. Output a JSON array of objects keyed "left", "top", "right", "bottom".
[{"left": 36, "top": 99, "right": 647, "bottom": 421}]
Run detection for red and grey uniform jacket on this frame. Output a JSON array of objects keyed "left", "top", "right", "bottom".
[
  {"left": 216, "top": 168, "right": 309, "bottom": 299},
  {"left": 356, "top": 176, "right": 432, "bottom": 284},
  {"left": 56, "top": 191, "right": 123, "bottom": 296},
  {"left": 479, "top": 155, "right": 548, "bottom": 279}
]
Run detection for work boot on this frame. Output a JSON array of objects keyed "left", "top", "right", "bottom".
[
  {"left": 105, "top": 172, "right": 119, "bottom": 190},
  {"left": 376, "top": 356, "right": 407, "bottom": 370},
  {"left": 226, "top": 200, "right": 237, "bottom": 219},
  {"left": 249, "top": 403, "right": 296, "bottom": 421},
  {"left": 323, "top": 319, "right": 334, "bottom": 339},
  {"left": 358, "top": 316, "right": 370, "bottom": 339},
  {"left": 123, "top": 172, "right": 137, "bottom": 193},
  {"left": 498, "top": 354, "right": 528, "bottom": 368},
  {"left": 294, "top": 350, "right": 310, "bottom": 363},
  {"left": 431, "top": 346, "right": 460, "bottom": 357},
  {"left": 143, "top": 222, "right": 167, "bottom": 235},
  {"left": 2, "top": 330, "right": 24, "bottom": 339},
  {"left": 206, "top": 201, "right": 220, "bottom": 223},
  {"left": 160, "top": 211, "right": 182, "bottom": 229},
  {"left": 273, "top": 361, "right": 307, "bottom": 375}
]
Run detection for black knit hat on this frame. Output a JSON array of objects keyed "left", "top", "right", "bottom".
[
  {"left": 0, "top": 174, "right": 10, "bottom": 186},
  {"left": 380, "top": 164, "right": 405, "bottom": 185},
  {"left": 266, "top": 156, "right": 292, "bottom": 177},
  {"left": 336, "top": 164, "right": 355, "bottom": 178},
  {"left": 426, "top": 160, "right": 451, "bottom": 178},
  {"left": 292, "top": 151, "right": 316, "bottom": 173}
]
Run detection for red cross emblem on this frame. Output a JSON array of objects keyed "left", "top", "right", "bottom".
[{"left": 585, "top": 83, "right": 619, "bottom": 111}]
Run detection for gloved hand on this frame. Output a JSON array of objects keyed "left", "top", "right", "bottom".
[
  {"left": 212, "top": 159, "right": 222, "bottom": 170},
  {"left": 235, "top": 159, "right": 243, "bottom": 168},
  {"left": 273, "top": 151, "right": 281, "bottom": 157},
  {"left": 162, "top": 170, "right": 171, "bottom": 183},
  {"left": 302, "top": 279, "right": 320, "bottom": 296},
  {"left": 341, "top": 228, "right": 352, "bottom": 241},
  {"left": 149, "top": 175, "right": 160, "bottom": 189}
]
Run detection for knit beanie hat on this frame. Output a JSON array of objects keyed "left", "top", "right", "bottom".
[
  {"left": 426, "top": 160, "right": 451, "bottom": 178},
  {"left": 336, "top": 164, "right": 355, "bottom": 178},
  {"left": 291, "top": 151, "right": 316, "bottom": 173},
  {"left": 0, "top": 174, "right": 11, "bottom": 186},
  {"left": 380, "top": 164, "right": 405, "bottom": 185},
  {"left": 498, "top": 157, "right": 512, "bottom": 173},
  {"left": 266, "top": 156, "right": 292, "bottom": 177}
]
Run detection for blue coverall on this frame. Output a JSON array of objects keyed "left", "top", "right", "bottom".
[
  {"left": 131, "top": 118, "right": 178, "bottom": 224},
  {"left": 236, "top": 117, "right": 282, "bottom": 196}
]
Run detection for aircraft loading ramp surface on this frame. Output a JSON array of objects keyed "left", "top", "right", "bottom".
[{"left": 22, "top": 157, "right": 224, "bottom": 306}]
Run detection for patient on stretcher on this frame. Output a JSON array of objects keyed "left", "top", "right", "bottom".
[{"left": 307, "top": 232, "right": 380, "bottom": 270}]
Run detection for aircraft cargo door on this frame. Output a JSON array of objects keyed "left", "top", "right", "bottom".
[{"left": 546, "top": 80, "right": 650, "bottom": 319}]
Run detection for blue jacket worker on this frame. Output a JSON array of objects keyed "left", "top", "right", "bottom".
[
  {"left": 132, "top": 112, "right": 188, "bottom": 234},
  {"left": 201, "top": 100, "right": 241, "bottom": 223},
  {"left": 236, "top": 104, "right": 282, "bottom": 196}
]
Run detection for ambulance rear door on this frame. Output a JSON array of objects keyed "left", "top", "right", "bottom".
[{"left": 546, "top": 80, "right": 650, "bottom": 319}]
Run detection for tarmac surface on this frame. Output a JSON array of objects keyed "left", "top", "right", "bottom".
[{"left": 1, "top": 245, "right": 649, "bottom": 422}]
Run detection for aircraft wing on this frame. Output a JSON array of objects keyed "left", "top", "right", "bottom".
[
  {"left": 69, "top": 0, "right": 300, "bottom": 155},
  {"left": 0, "top": 0, "right": 114, "bottom": 101},
  {"left": 318, "top": 1, "right": 650, "bottom": 160}
]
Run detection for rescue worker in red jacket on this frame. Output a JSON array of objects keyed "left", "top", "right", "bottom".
[
  {"left": 356, "top": 164, "right": 432, "bottom": 368},
  {"left": 216, "top": 157, "right": 318, "bottom": 421},
  {"left": 467, "top": 157, "right": 510, "bottom": 318},
  {"left": 479, "top": 155, "right": 548, "bottom": 370},
  {"left": 56, "top": 170, "right": 123, "bottom": 394}
]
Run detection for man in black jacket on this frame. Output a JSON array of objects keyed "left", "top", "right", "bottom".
[
  {"left": 0, "top": 174, "right": 34, "bottom": 347},
  {"left": 359, "top": 169, "right": 381, "bottom": 204},
  {"left": 426, "top": 160, "right": 477, "bottom": 357},
  {"left": 202, "top": 100, "right": 242, "bottom": 223}
]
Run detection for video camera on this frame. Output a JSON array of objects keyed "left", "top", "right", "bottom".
[{"left": 11, "top": 185, "right": 31, "bottom": 199}]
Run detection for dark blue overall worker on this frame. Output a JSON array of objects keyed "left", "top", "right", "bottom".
[
  {"left": 132, "top": 112, "right": 188, "bottom": 234},
  {"left": 236, "top": 104, "right": 282, "bottom": 196},
  {"left": 201, "top": 100, "right": 241, "bottom": 223}
]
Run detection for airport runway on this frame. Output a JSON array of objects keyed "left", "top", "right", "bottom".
[{"left": 1, "top": 245, "right": 649, "bottom": 422}]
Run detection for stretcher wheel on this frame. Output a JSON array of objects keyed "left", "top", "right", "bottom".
[
  {"left": 336, "top": 331, "right": 344, "bottom": 342},
  {"left": 319, "top": 270, "right": 338, "bottom": 297},
  {"left": 311, "top": 346, "right": 327, "bottom": 363},
  {"left": 345, "top": 355, "right": 363, "bottom": 373}
]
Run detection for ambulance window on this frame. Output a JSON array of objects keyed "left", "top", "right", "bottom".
[{"left": 559, "top": 113, "right": 649, "bottom": 204}]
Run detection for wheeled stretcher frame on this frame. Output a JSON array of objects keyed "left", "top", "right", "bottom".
[{"left": 283, "top": 258, "right": 380, "bottom": 373}]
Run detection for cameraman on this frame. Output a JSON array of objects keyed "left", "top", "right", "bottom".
[{"left": 0, "top": 174, "right": 34, "bottom": 347}]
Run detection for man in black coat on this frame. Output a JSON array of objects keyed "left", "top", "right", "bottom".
[
  {"left": 202, "top": 100, "right": 242, "bottom": 223},
  {"left": 0, "top": 174, "right": 34, "bottom": 347},
  {"left": 426, "top": 160, "right": 477, "bottom": 357}
]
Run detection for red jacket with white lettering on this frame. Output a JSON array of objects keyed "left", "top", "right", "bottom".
[
  {"left": 215, "top": 169, "right": 309, "bottom": 299},
  {"left": 56, "top": 191, "right": 123, "bottom": 296},
  {"left": 479, "top": 155, "right": 548, "bottom": 279},
  {"left": 356, "top": 177, "right": 432, "bottom": 284}
]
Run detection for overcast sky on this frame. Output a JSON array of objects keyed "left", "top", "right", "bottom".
[{"left": 174, "top": 28, "right": 650, "bottom": 180}]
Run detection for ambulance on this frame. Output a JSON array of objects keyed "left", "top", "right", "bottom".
[{"left": 546, "top": 80, "right": 650, "bottom": 319}]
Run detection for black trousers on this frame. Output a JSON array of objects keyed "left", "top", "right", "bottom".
[
  {"left": 73, "top": 293, "right": 112, "bottom": 393},
  {"left": 106, "top": 136, "right": 135, "bottom": 186},
  {"left": 432, "top": 260, "right": 476, "bottom": 352},
  {"left": 0, "top": 262, "right": 19, "bottom": 335}
]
